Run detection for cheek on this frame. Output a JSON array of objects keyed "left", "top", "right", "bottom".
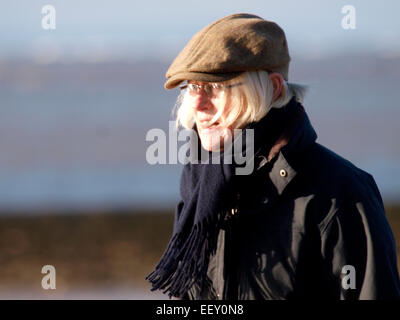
[{"left": 217, "top": 95, "right": 232, "bottom": 120}]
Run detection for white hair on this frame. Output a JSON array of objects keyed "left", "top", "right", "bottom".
[{"left": 173, "top": 70, "right": 307, "bottom": 130}]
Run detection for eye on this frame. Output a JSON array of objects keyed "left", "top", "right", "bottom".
[{"left": 188, "top": 83, "right": 197, "bottom": 91}]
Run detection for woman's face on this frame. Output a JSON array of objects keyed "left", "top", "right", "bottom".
[{"left": 187, "top": 81, "right": 233, "bottom": 152}]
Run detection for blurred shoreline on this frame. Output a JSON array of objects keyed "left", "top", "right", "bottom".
[{"left": 0, "top": 209, "right": 174, "bottom": 299}]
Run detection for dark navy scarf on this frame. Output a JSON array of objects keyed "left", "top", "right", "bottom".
[{"left": 146, "top": 97, "right": 303, "bottom": 298}]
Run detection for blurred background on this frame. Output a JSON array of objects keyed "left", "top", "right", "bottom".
[{"left": 0, "top": 0, "right": 399, "bottom": 299}]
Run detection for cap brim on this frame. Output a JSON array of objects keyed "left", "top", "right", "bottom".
[{"left": 164, "top": 71, "right": 243, "bottom": 90}]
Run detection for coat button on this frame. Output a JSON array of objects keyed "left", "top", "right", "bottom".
[{"left": 279, "top": 169, "right": 287, "bottom": 177}]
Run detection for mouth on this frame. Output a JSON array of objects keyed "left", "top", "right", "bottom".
[{"left": 199, "top": 120, "right": 220, "bottom": 131}]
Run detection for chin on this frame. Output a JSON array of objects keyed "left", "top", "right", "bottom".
[{"left": 199, "top": 130, "right": 226, "bottom": 152}]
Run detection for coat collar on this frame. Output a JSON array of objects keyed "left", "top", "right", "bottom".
[{"left": 256, "top": 104, "right": 318, "bottom": 195}]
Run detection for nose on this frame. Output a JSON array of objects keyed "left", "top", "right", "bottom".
[{"left": 192, "top": 91, "right": 211, "bottom": 111}]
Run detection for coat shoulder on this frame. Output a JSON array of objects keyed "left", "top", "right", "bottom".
[
  {"left": 292, "top": 142, "right": 385, "bottom": 228},
  {"left": 301, "top": 142, "right": 379, "bottom": 202}
]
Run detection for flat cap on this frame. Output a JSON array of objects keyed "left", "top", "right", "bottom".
[{"left": 165, "top": 13, "right": 291, "bottom": 90}]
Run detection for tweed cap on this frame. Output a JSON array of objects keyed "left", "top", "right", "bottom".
[{"left": 165, "top": 13, "right": 291, "bottom": 90}]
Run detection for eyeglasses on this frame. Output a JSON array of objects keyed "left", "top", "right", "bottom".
[{"left": 179, "top": 82, "right": 242, "bottom": 97}]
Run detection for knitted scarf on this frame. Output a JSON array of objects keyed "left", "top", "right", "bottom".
[{"left": 146, "top": 97, "right": 302, "bottom": 298}]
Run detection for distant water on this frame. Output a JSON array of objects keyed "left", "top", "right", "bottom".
[
  {"left": 1, "top": 58, "right": 399, "bottom": 212},
  {"left": 0, "top": 166, "right": 182, "bottom": 212}
]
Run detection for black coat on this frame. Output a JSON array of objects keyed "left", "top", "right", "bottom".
[{"left": 183, "top": 109, "right": 400, "bottom": 300}]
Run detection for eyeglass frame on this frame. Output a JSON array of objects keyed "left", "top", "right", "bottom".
[{"left": 179, "top": 81, "right": 243, "bottom": 96}]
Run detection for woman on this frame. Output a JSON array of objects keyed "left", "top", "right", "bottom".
[{"left": 146, "top": 13, "right": 400, "bottom": 300}]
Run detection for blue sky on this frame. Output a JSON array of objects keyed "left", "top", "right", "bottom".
[{"left": 1, "top": 0, "right": 400, "bottom": 61}]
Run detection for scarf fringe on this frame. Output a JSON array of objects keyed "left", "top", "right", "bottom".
[{"left": 146, "top": 213, "right": 221, "bottom": 298}]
